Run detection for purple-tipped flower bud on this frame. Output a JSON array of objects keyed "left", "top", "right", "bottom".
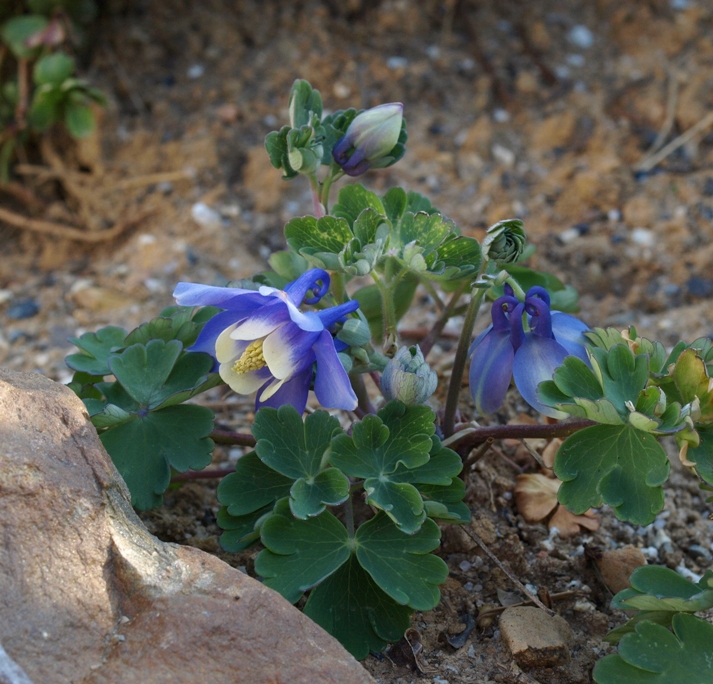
[
  {"left": 332, "top": 103, "right": 404, "bottom": 176},
  {"left": 381, "top": 345, "right": 437, "bottom": 405}
]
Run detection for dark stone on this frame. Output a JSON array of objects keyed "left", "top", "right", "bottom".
[
  {"left": 703, "top": 178, "right": 713, "bottom": 196},
  {"left": 686, "top": 277, "right": 713, "bottom": 298},
  {"left": 6, "top": 300, "right": 39, "bottom": 320}
]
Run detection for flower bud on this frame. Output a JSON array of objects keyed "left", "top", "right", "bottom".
[
  {"left": 332, "top": 103, "right": 404, "bottom": 176},
  {"left": 482, "top": 219, "right": 527, "bottom": 264},
  {"left": 381, "top": 345, "right": 437, "bottom": 405}
]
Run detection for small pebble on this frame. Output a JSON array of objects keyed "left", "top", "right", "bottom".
[
  {"left": 493, "top": 108, "right": 510, "bottom": 123},
  {"left": 568, "top": 25, "right": 594, "bottom": 49},
  {"left": 677, "top": 565, "right": 702, "bottom": 583},
  {"left": 0, "top": 289, "right": 12, "bottom": 305},
  {"left": 608, "top": 209, "right": 622, "bottom": 221},
  {"left": 7, "top": 300, "right": 40, "bottom": 320},
  {"left": 702, "top": 178, "right": 713, "bottom": 196},
  {"left": 187, "top": 64, "right": 205, "bottom": 79},
  {"left": 386, "top": 56, "right": 409, "bottom": 69},
  {"left": 631, "top": 228, "right": 655, "bottom": 247},
  {"left": 687, "top": 545, "right": 713, "bottom": 561},
  {"left": 559, "top": 227, "right": 580, "bottom": 244},
  {"left": 566, "top": 54, "right": 585, "bottom": 67},
  {"left": 191, "top": 202, "right": 223, "bottom": 228},
  {"left": 425, "top": 45, "right": 440, "bottom": 59},
  {"left": 492, "top": 143, "right": 515, "bottom": 167}
]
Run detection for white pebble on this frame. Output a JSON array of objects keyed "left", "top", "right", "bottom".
[
  {"left": 459, "top": 560, "right": 472, "bottom": 572},
  {"left": 559, "top": 227, "right": 580, "bottom": 244},
  {"left": 573, "top": 600, "right": 596, "bottom": 613},
  {"left": 0, "top": 289, "right": 13, "bottom": 305},
  {"left": 191, "top": 202, "right": 223, "bottom": 228},
  {"left": 492, "top": 143, "right": 515, "bottom": 167},
  {"left": 187, "top": 64, "right": 205, "bottom": 79},
  {"left": 568, "top": 25, "right": 595, "bottom": 49},
  {"left": 642, "top": 546, "right": 659, "bottom": 559},
  {"left": 387, "top": 56, "right": 409, "bottom": 69},
  {"left": 608, "top": 209, "right": 622, "bottom": 221},
  {"left": 566, "top": 53, "right": 586, "bottom": 67},
  {"left": 493, "top": 108, "right": 510, "bottom": 123},
  {"left": 677, "top": 565, "right": 702, "bottom": 583},
  {"left": 631, "top": 228, "right": 655, "bottom": 247}
]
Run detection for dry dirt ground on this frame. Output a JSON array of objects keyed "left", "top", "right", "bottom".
[{"left": 2, "top": 1, "right": 713, "bottom": 682}]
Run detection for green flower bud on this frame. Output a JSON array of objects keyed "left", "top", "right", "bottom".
[
  {"left": 381, "top": 345, "right": 437, "bottom": 405},
  {"left": 482, "top": 219, "right": 527, "bottom": 264},
  {"left": 337, "top": 318, "right": 372, "bottom": 347}
]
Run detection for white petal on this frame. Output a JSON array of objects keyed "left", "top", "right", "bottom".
[{"left": 219, "top": 363, "right": 271, "bottom": 394}]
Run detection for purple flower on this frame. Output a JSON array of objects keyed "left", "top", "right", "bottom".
[
  {"left": 173, "top": 268, "right": 359, "bottom": 414},
  {"left": 332, "top": 103, "right": 404, "bottom": 176},
  {"left": 469, "top": 286, "right": 589, "bottom": 418}
]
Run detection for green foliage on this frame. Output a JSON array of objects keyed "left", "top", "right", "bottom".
[
  {"left": 595, "top": 614, "right": 713, "bottom": 683},
  {"left": 0, "top": 1, "right": 105, "bottom": 177},
  {"left": 216, "top": 401, "right": 467, "bottom": 658},
  {"left": 65, "top": 307, "right": 222, "bottom": 509}
]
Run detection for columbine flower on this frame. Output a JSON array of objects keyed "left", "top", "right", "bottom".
[
  {"left": 332, "top": 103, "right": 404, "bottom": 176},
  {"left": 381, "top": 345, "right": 438, "bottom": 405},
  {"left": 469, "top": 285, "right": 589, "bottom": 417},
  {"left": 173, "top": 268, "right": 359, "bottom": 414}
]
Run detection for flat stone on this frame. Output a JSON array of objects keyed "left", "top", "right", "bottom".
[
  {"left": 0, "top": 369, "right": 374, "bottom": 684},
  {"left": 499, "top": 606, "right": 573, "bottom": 670}
]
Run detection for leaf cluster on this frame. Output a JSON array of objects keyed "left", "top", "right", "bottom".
[
  {"left": 65, "top": 305, "right": 222, "bottom": 509},
  {"left": 216, "top": 401, "right": 469, "bottom": 659},
  {"left": 0, "top": 2, "right": 105, "bottom": 179},
  {"left": 594, "top": 565, "right": 713, "bottom": 683},
  {"left": 264, "top": 79, "right": 406, "bottom": 180}
]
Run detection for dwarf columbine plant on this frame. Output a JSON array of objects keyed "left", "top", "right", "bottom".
[{"left": 66, "top": 79, "right": 713, "bottom": 669}]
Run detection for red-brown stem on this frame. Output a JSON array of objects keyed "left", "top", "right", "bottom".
[
  {"left": 15, "top": 58, "right": 29, "bottom": 127},
  {"left": 211, "top": 429, "right": 256, "bottom": 447},
  {"left": 450, "top": 420, "right": 594, "bottom": 455},
  {"left": 171, "top": 468, "right": 235, "bottom": 483}
]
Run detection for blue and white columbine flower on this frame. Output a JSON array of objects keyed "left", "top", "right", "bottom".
[
  {"left": 469, "top": 285, "right": 589, "bottom": 418},
  {"left": 174, "top": 268, "right": 359, "bottom": 414}
]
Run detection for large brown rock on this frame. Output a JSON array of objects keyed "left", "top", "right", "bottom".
[{"left": 0, "top": 369, "right": 374, "bottom": 684}]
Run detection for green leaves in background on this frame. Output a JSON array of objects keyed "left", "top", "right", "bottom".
[
  {"left": 1, "top": 15, "right": 47, "bottom": 58},
  {"left": 253, "top": 406, "right": 349, "bottom": 519},
  {"left": 65, "top": 306, "right": 222, "bottom": 509},
  {"left": 593, "top": 614, "right": 713, "bottom": 684},
  {"left": 554, "top": 424, "right": 669, "bottom": 526}
]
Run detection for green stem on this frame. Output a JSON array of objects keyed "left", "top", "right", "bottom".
[
  {"left": 420, "top": 279, "right": 469, "bottom": 358},
  {"left": 419, "top": 278, "right": 445, "bottom": 311},
  {"left": 308, "top": 174, "right": 325, "bottom": 218},
  {"left": 350, "top": 372, "right": 376, "bottom": 414},
  {"left": 371, "top": 270, "right": 398, "bottom": 354},
  {"left": 320, "top": 165, "right": 343, "bottom": 213},
  {"left": 443, "top": 285, "right": 488, "bottom": 437},
  {"left": 331, "top": 271, "right": 346, "bottom": 303},
  {"left": 344, "top": 494, "right": 355, "bottom": 539}
]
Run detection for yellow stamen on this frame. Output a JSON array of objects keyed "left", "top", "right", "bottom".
[{"left": 232, "top": 339, "right": 266, "bottom": 374}]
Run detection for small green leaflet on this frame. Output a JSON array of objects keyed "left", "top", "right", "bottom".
[
  {"left": 331, "top": 184, "right": 386, "bottom": 227},
  {"left": 252, "top": 406, "right": 349, "bottom": 519},
  {"left": 66, "top": 326, "right": 127, "bottom": 376},
  {"left": 593, "top": 614, "right": 713, "bottom": 684},
  {"left": 330, "top": 402, "right": 435, "bottom": 532},
  {"left": 555, "top": 424, "right": 669, "bottom": 525},
  {"left": 217, "top": 452, "right": 293, "bottom": 516},
  {"left": 355, "top": 514, "right": 448, "bottom": 611},
  {"left": 100, "top": 404, "right": 214, "bottom": 510},
  {"left": 255, "top": 506, "right": 351, "bottom": 603},
  {"left": 303, "top": 555, "right": 412, "bottom": 660},
  {"left": 687, "top": 427, "right": 713, "bottom": 485},
  {"left": 108, "top": 339, "right": 214, "bottom": 410},
  {"left": 216, "top": 503, "right": 275, "bottom": 553}
]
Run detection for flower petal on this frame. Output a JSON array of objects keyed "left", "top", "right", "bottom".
[
  {"left": 173, "top": 282, "right": 267, "bottom": 309},
  {"left": 256, "top": 370, "right": 312, "bottom": 414},
  {"left": 512, "top": 336, "right": 569, "bottom": 418},
  {"left": 469, "top": 330, "right": 514, "bottom": 415},
  {"left": 551, "top": 312, "right": 590, "bottom": 364},
  {"left": 230, "top": 301, "right": 290, "bottom": 340},
  {"left": 312, "top": 330, "right": 358, "bottom": 410},
  {"left": 219, "top": 363, "right": 272, "bottom": 395},
  {"left": 263, "top": 321, "right": 320, "bottom": 380},
  {"left": 215, "top": 324, "right": 248, "bottom": 364},
  {"left": 283, "top": 268, "right": 330, "bottom": 306},
  {"left": 316, "top": 299, "right": 360, "bottom": 328},
  {"left": 188, "top": 310, "right": 250, "bottom": 369}
]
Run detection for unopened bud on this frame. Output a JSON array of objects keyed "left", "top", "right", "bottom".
[
  {"left": 381, "top": 345, "right": 437, "bottom": 405},
  {"left": 332, "top": 103, "right": 404, "bottom": 176}
]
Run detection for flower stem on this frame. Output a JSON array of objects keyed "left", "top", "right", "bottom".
[
  {"left": 371, "top": 270, "right": 398, "bottom": 355},
  {"left": 320, "top": 165, "right": 343, "bottom": 212},
  {"left": 419, "top": 277, "right": 445, "bottom": 311},
  {"left": 210, "top": 429, "right": 256, "bottom": 447},
  {"left": 443, "top": 285, "right": 487, "bottom": 437},
  {"left": 420, "top": 280, "right": 469, "bottom": 358},
  {"left": 344, "top": 493, "right": 356, "bottom": 539},
  {"left": 350, "top": 372, "right": 376, "bottom": 414},
  {"left": 308, "top": 175, "right": 325, "bottom": 218}
]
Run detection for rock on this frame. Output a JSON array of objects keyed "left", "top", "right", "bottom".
[
  {"left": 499, "top": 607, "right": 573, "bottom": 670},
  {"left": 0, "top": 369, "right": 374, "bottom": 684},
  {"left": 531, "top": 111, "right": 576, "bottom": 152},
  {"left": 595, "top": 546, "right": 647, "bottom": 594}
]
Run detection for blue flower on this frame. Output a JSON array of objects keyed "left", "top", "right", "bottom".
[
  {"left": 332, "top": 103, "right": 404, "bottom": 176},
  {"left": 469, "top": 286, "right": 589, "bottom": 418},
  {"left": 173, "top": 268, "right": 359, "bottom": 414}
]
